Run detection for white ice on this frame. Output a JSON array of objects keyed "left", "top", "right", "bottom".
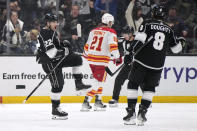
[{"left": 0, "top": 103, "right": 197, "bottom": 131}]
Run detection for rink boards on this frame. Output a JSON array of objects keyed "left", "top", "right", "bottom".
[{"left": 0, "top": 56, "right": 197, "bottom": 103}]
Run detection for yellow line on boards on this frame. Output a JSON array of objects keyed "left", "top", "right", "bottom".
[{"left": 1, "top": 96, "right": 197, "bottom": 103}]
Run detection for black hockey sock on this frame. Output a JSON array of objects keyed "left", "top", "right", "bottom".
[
  {"left": 141, "top": 99, "right": 151, "bottom": 108},
  {"left": 73, "top": 74, "right": 91, "bottom": 90},
  {"left": 128, "top": 99, "right": 137, "bottom": 108},
  {"left": 51, "top": 100, "right": 60, "bottom": 109},
  {"left": 73, "top": 74, "right": 83, "bottom": 82}
]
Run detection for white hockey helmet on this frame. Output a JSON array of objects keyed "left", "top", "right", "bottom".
[{"left": 101, "top": 13, "right": 114, "bottom": 25}]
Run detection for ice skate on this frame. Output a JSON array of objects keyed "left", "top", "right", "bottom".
[
  {"left": 108, "top": 99, "right": 118, "bottom": 107},
  {"left": 73, "top": 74, "right": 92, "bottom": 95},
  {"left": 137, "top": 104, "right": 147, "bottom": 126},
  {"left": 52, "top": 106, "right": 68, "bottom": 120},
  {"left": 80, "top": 96, "right": 92, "bottom": 112},
  {"left": 94, "top": 99, "right": 107, "bottom": 111},
  {"left": 75, "top": 81, "right": 91, "bottom": 96},
  {"left": 123, "top": 106, "right": 136, "bottom": 125}
]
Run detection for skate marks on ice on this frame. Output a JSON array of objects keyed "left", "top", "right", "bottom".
[{"left": 0, "top": 104, "right": 197, "bottom": 131}]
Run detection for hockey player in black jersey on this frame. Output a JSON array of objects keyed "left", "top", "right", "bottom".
[
  {"left": 36, "top": 13, "right": 91, "bottom": 119},
  {"left": 123, "top": 5, "right": 183, "bottom": 126},
  {"left": 108, "top": 26, "right": 135, "bottom": 107}
]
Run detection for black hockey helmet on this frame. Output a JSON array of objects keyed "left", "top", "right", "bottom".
[
  {"left": 121, "top": 26, "right": 134, "bottom": 34},
  {"left": 151, "top": 5, "right": 165, "bottom": 19},
  {"left": 44, "top": 13, "right": 58, "bottom": 23}
]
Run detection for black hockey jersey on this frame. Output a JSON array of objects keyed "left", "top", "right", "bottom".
[
  {"left": 133, "top": 19, "right": 182, "bottom": 70},
  {"left": 118, "top": 37, "right": 134, "bottom": 56},
  {"left": 37, "top": 28, "right": 65, "bottom": 62}
]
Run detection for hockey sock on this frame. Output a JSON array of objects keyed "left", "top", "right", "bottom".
[
  {"left": 51, "top": 100, "right": 60, "bottom": 108},
  {"left": 72, "top": 65, "right": 83, "bottom": 82},
  {"left": 97, "top": 87, "right": 103, "bottom": 94},
  {"left": 96, "top": 87, "right": 103, "bottom": 100},
  {"left": 51, "top": 92, "right": 61, "bottom": 108},
  {"left": 141, "top": 91, "right": 155, "bottom": 108},
  {"left": 73, "top": 74, "right": 83, "bottom": 81},
  {"left": 127, "top": 89, "right": 138, "bottom": 108},
  {"left": 127, "top": 81, "right": 139, "bottom": 108},
  {"left": 51, "top": 92, "right": 61, "bottom": 100},
  {"left": 86, "top": 89, "right": 97, "bottom": 102},
  {"left": 72, "top": 66, "right": 81, "bottom": 74}
]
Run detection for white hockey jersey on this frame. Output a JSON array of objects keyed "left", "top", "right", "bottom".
[{"left": 84, "top": 26, "right": 120, "bottom": 66}]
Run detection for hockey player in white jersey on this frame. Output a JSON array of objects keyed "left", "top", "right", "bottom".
[{"left": 81, "top": 13, "right": 122, "bottom": 111}]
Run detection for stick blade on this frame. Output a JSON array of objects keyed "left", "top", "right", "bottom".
[
  {"left": 105, "top": 67, "right": 113, "bottom": 76},
  {"left": 23, "top": 100, "right": 27, "bottom": 104}
]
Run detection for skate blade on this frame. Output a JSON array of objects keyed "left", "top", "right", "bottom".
[
  {"left": 124, "top": 120, "right": 136, "bottom": 125},
  {"left": 94, "top": 107, "right": 106, "bottom": 111},
  {"left": 80, "top": 108, "right": 91, "bottom": 112},
  {"left": 109, "top": 104, "right": 118, "bottom": 108},
  {"left": 137, "top": 120, "right": 145, "bottom": 126},
  {"left": 52, "top": 115, "right": 68, "bottom": 120}
]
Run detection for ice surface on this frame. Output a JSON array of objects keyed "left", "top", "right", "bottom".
[{"left": 0, "top": 103, "right": 197, "bottom": 131}]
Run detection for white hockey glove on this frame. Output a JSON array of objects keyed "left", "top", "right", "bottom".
[{"left": 64, "top": 47, "right": 69, "bottom": 56}]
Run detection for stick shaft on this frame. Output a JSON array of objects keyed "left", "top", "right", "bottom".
[{"left": 111, "top": 64, "right": 125, "bottom": 76}]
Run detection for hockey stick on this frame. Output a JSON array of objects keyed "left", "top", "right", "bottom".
[
  {"left": 23, "top": 56, "right": 66, "bottom": 103},
  {"left": 105, "top": 35, "right": 153, "bottom": 77},
  {"left": 76, "top": 51, "right": 121, "bottom": 76},
  {"left": 79, "top": 50, "right": 125, "bottom": 77},
  {"left": 105, "top": 63, "right": 125, "bottom": 76}
]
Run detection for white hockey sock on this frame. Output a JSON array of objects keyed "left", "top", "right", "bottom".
[
  {"left": 142, "top": 91, "right": 155, "bottom": 101},
  {"left": 127, "top": 89, "right": 138, "bottom": 99},
  {"left": 51, "top": 92, "right": 61, "bottom": 101},
  {"left": 72, "top": 66, "right": 81, "bottom": 74},
  {"left": 96, "top": 94, "right": 102, "bottom": 100},
  {"left": 87, "top": 96, "right": 92, "bottom": 103}
]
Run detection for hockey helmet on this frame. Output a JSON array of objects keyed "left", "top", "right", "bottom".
[
  {"left": 122, "top": 26, "right": 134, "bottom": 34},
  {"left": 44, "top": 13, "right": 58, "bottom": 23},
  {"left": 151, "top": 5, "right": 165, "bottom": 19},
  {"left": 101, "top": 13, "right": 114, "bottom": 25}
]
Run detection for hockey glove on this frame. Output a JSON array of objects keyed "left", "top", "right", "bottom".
[
  {"left": 124, "top": 54, "right": 133, "bottom": 65},
  {"left": 62, "top": 40, "right": 71, "bottom": 48},
  {"left": 177, "top": 37, "right": 186, "bottom": 48},
  {"left": 113, "top": 56, "right": 122, "bottom": 66},
  {"left": 62, "top": 39, "right": 72, "bottom": 54},
  {"left": 64, "top": 47, "right": 69, "bottom": 56}
]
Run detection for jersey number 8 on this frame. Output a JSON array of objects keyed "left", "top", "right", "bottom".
[{"left": 153, "top": 32, "right": 165, "bottom": 50}]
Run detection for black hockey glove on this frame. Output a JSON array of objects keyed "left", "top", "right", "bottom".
[
  {"left": 177, "top": 37, "right": 186, "bottom": 48},
  {"left": 62, "top": 39, "right": 72, "bottom": 54},
  {"left": 124, "top": 54, "right": 133, "bottom": 65},
  {"left": 62, "top": 40, "right": 71, "bottom": 48}
]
